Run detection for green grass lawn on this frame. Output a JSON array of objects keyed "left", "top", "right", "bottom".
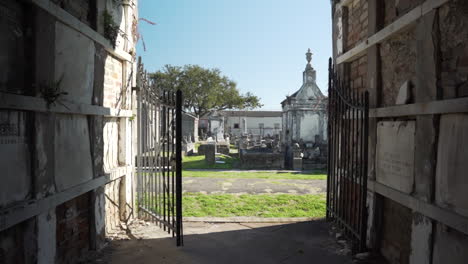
[
  {"left": 183, "top": 170, "right": 326, "bottom": 180},
  {"left": 182, "top": 193, "right": 326, "bottom": 218},
  {"left": 183, "top": 154, "right": 238, "bottom": 169}
]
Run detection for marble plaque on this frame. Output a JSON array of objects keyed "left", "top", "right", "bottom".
[
  {"left": 376, "top": 121, "right": 415, "bottom": 194},
  {"left": 0, "top": 111, "right": 31, "bottom": 207}
]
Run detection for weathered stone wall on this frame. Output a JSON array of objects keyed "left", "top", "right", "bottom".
[
  {"left": 182, "top": 114, "right": 198, "bottom": 142},
  {"left": 346, "top": 0, "right": 368, "bottom": 50},
  {"left": 379, "top": 27, "right": 417, "bottom": 106},
  {"left": 103, "top": 55, "right": 125, "bottom": 109},
  {"left": 0, "top": 0, "right": 138, "bottom": 263},
  {"left": 51, "top": 0, "right": 94, "bottom": 27},
  {"left": 105, "top": 178, "right": 125, "bottom": 234},
  {"left": 239, "top": 151, "right": 284, "bottom": 170},
  {"left": 383, "top": 0, "right": 425, "bottom": 27},
  {"left": 439, "top": 0, "right": 468, "bottom": 99},
  {"left": 333, "top": 1, "right": 468, "bottom": 263},
  {"left": 380, "top": 198, "right": 412, "bottom": 264},
  {"left": 348, "top": 55, "right": 367, "bottom": 92},
  {"left": 0, "top": 218, "right": 36, "bottom": 264},
  {"left": 55, "top": 193, "right": 91, "bottom": 264}
]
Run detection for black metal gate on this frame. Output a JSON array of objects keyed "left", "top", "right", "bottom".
[
  {"left": 136, "top": 58, "right": 183, "bottom": 246},
  {"left": 326, "top": 58, "right": 369, "bottom": 252}
]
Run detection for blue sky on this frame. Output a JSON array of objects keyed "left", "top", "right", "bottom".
[{"left": 137, "top": 0, "right": 332, "bottom": 110}]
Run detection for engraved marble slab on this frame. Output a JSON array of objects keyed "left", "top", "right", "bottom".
[{"left": 376, "top": 121, "right": 415, "bottom": 194}]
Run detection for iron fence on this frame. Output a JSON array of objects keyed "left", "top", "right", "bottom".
[
  {"left": 327, "top": 58, "right": 369, "bottom": 252},
  {"left": 136, "top": 58, "right": 183, "bottom": 246}
]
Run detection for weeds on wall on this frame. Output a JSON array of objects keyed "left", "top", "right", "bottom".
[
  {"left": 39, "top": 75, "right": 69, "bottom": 109},
  {"left": 103, "top": 10, "right": 120, "bottom": 47}
]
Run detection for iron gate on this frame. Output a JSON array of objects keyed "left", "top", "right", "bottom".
[
  {"left": 136, "top": 59, "right": 183, "bottom": 246},
  {"left": 326, "top": 58, "right": 369, "bottom": 252}
]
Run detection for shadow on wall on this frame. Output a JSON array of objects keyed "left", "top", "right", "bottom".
[{"left": 90, "top": 220, "right": 352, "bottom": 264}]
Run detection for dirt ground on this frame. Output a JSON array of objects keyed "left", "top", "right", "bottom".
[{"left": 86, "top": 220, "right": 354, "bottom": 264}]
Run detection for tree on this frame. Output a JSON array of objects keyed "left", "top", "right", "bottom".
[{"left": 152, "top": 65, "right": 262, "bottom": 116}]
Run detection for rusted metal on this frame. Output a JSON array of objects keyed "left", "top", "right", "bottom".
[
  {"left": 327, "top": 58, "right": 369, "bottom": 252},
  {"left": 136, "top": 58, "right": 183, "bottom": 246}
]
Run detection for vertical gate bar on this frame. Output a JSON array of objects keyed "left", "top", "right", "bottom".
[
  {"left": 335, "top": 78, "right": 342, "bottom": 225},
  {"left": 171, "top": 92, "right": 176, "bottom": 235},
  {"left": 143, "top": 82, "right": 149, "bottom": 218},
  {"left": 349, "top": 90, "right": 354, "bottom": 235},
  {"left": 136, "top": 71, "right": 143, "bottom": 219},
  {"left": 350, "top": 89, "right": 354, "bottom": 238},
  {"left": 352, "top": 90, "right": 357, "bottom": 235},
  {"left": 150, "top": 89, "right": 154, "bottom": 219},
  {"left": 333, "top": 82, "right": 337, "bottom": 218},
  {"left": 176, "top": 89, "right": 183, "bottom": 246},
  {"left": 345, "top": 84, "right": 350, "bottom": 236},
  {"left": 167, "top": 92, "right": 171, "bottom": 232},
  {"left": 158, "top": 98, "right": 162, "bottom": 220},
  {"left": 155, "top": 91, "right": 159, "bottom": 219},
  {"left": 341, "top": 79, "right": 347, "bottom": 230},
  {"left": 152, "top": 90, "right": 158, "bottom": 217},
  {"left": 158, "top": 90, "right": 163, "bottom": 225},
  {"left": 352, "top": 91, "right": 358, "bottom": 231},
  {"left": 166, "top": 92, "right": 171, "bottom": 232},
  {"left": 357, "top": 93, "right": 363, "bottom": 237},
  {"left": 146, "top": 88, "right": 154, "bottom": 217},
  {"left": 360, "top": 92, "right": 369, "bottom": 251},
  {"left": 150, "top": 87, "right": 154, "bottom": 219},
  {"left": 338, "top": 79, "right": 344, "bottom": 228},
  {"left": 169, "top": 92, "right": 174, "bottom": 234},
  {"left": 147, "top": 88, "right": 152, "bottom": 217},
  {"left": 327, "top": 58, "right": 332, "bottom": 220},
  {"left": 162, "top": 91, "right": 167, "bottom": 231}
]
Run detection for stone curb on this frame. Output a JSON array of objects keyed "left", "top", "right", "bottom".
[{"left": 183, "top": 217, "right": 321, "bottom": 223}]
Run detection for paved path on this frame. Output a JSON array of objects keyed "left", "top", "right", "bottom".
[
  {"left": 91, "top": 220, "right": 352, "bottom": 264},
  {"left": 182, "top": 177, "right": 327, "bottom": 195}
]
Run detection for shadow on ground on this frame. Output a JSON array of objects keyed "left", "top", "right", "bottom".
[{"left": 92, "top": 220, "right": 352, "bottom": 264}]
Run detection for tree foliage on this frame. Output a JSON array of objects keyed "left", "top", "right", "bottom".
[{"left": 152, "top": 65, "right": 262, "bottom": 116}]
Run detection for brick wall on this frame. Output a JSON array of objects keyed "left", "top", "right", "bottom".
[
  {"left": 381, "top": 198, "right": 412, "bottom": 264},
  {"left": 346, "top": 0, "right": 368, "bottom": 51},
  {"left": 347, "top": 55, "right": 367, "bottom": 93},
  {"left": 439, "top": 0, "right": 468, "bottom": 99},
  {"left": 103, "top": 55, "right": 124, "bottom": 109},
  {"left": 105, "top": 178, "right": 124, "bottom": 234},
  {"left": 0, "top": 220, "right": 32, "bottom": 264},
  {"left": 56, "top": 193, "right": 91, "bottom": 264}
]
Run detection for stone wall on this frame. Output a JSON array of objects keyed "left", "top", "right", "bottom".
[
  {"left": 439, "top": 0, "right": 468, "bottom": 99},
  {"left": 239, "top": 150, "right": 284, "bottom": 170},
  {"left": 380, "top": 198, "right": 412, "bottom": 264},
  {"left": 348, "top": 55, "right": 367, "bottom": 92},
  {"left": 379, "top": 27, "right": 417, "bottom": 106},
  {"left": 0, "top": 0, "right": 138, "bottom": 263},
  {"left": 333, "top": 1, "right": 468, "bottom": 263},
  {"left": 346, "top": 0, "right": 368, "bottom": 50},
  {"left": 55, "top": 193, "right": 91, "bottom": 264},
  {"left": 51, "top": 0, "right": 95, "bottom": 27},
  {"left": 383, "top": 0, "right": 425, "bottom": 27}
]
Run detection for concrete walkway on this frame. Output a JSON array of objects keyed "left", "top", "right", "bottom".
[
  {"left": 183, "top": 177, "right": 326, "bottom": 194},
  {"left": 91, "top": 220, "right": 352, "bottom": 264}
]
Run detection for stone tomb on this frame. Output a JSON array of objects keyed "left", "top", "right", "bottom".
[
  {"left": 204, "top": 144, "right": 216, "bottom": 165},
  {"left": 376, "top": 121, "right": 415, "bottom": 194}
]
